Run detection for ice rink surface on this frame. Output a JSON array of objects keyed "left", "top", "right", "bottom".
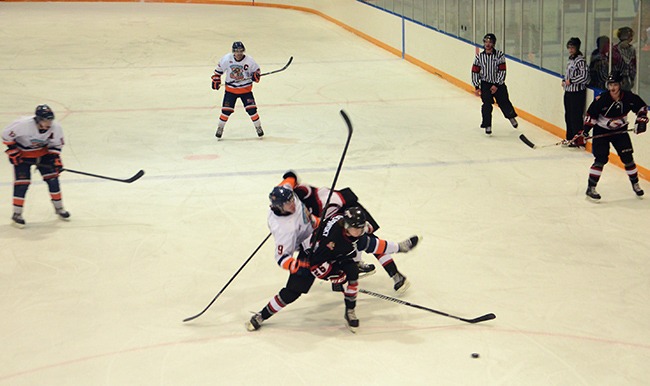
[{"left": 1, "top": 2, "right": 649, "bottom": 385}]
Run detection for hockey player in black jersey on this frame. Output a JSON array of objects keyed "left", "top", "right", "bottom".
[
  {"left": 576, "top": 71, "right": 647, "bottom": 200},
  {"left": 246, "top": 202, "right": 419, "bottom": 333},
  {"left": 308, "top": 207, "right": 419, "bottom": 331}
]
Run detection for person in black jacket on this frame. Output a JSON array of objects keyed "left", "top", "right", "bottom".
[{"left": 576, "top": 72, "right": 647, "bottom": 200}]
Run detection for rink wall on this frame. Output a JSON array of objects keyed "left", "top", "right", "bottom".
[{"left": 6, "top": 0, "right": 649, "bottom": 180}]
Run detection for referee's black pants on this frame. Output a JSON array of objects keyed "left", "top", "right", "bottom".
[
  {"left": 480, "top": 81, "right": 517, "bottom": 128},
  {"left": 564, "top": 89, "right": 586, "bottom": 140}
]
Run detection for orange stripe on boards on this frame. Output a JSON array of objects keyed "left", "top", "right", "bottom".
[{"left": 4, "top": 0, "right": 646, "bottom": 181}]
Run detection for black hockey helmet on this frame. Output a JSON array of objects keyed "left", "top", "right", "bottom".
[
  {"left": 483, "top": 33, "right": 497, "bottom": 44},
  {"left": 269, "top": 186, "right": 293, "bottom": 208},
  {"left": 343, "top": 207, "right": 366, "bottom": 229},
  {"left": 566, "top": 37, "right": 581, "bottom": 49},
  {"left": 232, "top": 41, "right": 245, "bottom": 52},
  {"left": 35, "top": 104, "right": 55, "bottom": 121},
  {"left": 606, "top": 71, "right": 623, "bottom": 85}
]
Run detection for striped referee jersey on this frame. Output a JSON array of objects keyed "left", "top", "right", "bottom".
[
  {"left": 471, "top": 49, "right": 507, "bottom": 88},
  {"left": 563, "top": 54, "right": 590, "bottom": 92}
]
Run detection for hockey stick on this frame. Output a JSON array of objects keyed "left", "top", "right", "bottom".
[
  {"left": 30, "top": 162, "right": 145, "bottom": 183},
  {"left": 519, "top": 129, "right": 633, "bottom": 149},
  {"left": 183, "top": 232, "right": 272, "bottom": 323},
  {"left": 359, "top": 288, "right": 496, "bottom": 324},
  {"left": 243, "top": 57, "right": 294, "bottom": 81},
  {"left": 261, "top": 56, "right": 293, "bottom": 77},
  {"left": 309, "top": 109, "right": 354, "bottom": 247}
]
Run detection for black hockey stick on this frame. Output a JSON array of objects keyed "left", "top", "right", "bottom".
[
  {"left": 261, "top": 56, "right": 293, "bottom": 77},
  {"left": 519, "top": 129, "right": 633, "bottom": 149},
  {"left": 244, "top": 57, "right": 294, "bottom": 81},
  {"left": 310, "top": 109, "right": 354, "bottom": 242},
  {"left": 359, "top": 288, "right": 496, "bottom": 324},
  {"left": 183, "top": 232, "right": 272, "bottom": 323},
  {"left": 30, "top": 162, "right": 145, "bottom": 183}
]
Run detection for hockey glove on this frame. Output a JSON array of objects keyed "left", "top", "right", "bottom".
[
  {"left": 635, "top": 116, "right": 648, "bottom": 134},
  {"left": 570, "top": 130, "right": 587, "bottom": 146},
  {"left": 288, "top": 257, "right": 311, "bottom": 274},
  {"left": 398, "top": 235, "right": 420, "bottom": 253},
  {"left": 41, "top": 153, "right": 63, "bottom": 173},
  {"left": 327, "top": 270, "right": 347, "bottom": 285},
  {"left": 5, "top": 147, "right": 22, "bottom": 166},
  {"left": 251, "top": 71, "right": 261, "bottom": 83},
  {"left": 211, "top": 74, "right": 221, "bottom": 90}
]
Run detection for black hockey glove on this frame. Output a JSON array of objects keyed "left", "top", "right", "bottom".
[
  {"left": 5, "top": 147, "right": 22, "bottom": 166},
  {"left": 635, "top": 116, "right": 648, "bottom": 134},
  {"left": 211, "top": 74, "right": 220, "bottom": 90},
  {"left": 252, "top": 71, "right": 261, "bottom": 83}
]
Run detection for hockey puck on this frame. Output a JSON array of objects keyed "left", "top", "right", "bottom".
[{"left": 471, "top": 353, "right": 480, "bottom": 358}]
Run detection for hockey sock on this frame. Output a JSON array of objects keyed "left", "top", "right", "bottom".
[
  {"left": 624, "top": 162, "right": 639, "bottom": 184},
  {"left": 261, "top": 288, "right": 299, "bottom": 320},
  {"left": 343, "top": 280, "right": 358, "bottom": 308},
  {"left": 588, "top": 163, "right": 603, "bottom": 186},
  {"left": 375, "top": 254, "right": 398, "bottom": 277}
]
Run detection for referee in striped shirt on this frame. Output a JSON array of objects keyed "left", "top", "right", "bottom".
[{"left": 471, "top": 33, "right": 518, "bottom": 135}]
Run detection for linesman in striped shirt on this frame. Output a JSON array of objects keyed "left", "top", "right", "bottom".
[
  {"left": 562, "top": 37, "right": 590, "bottom": 147},
  {"left": 471, "top": 33, "right": 518, "bottom": 135}
]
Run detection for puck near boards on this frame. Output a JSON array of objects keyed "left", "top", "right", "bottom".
[{"left": 471, "top": 353, "right": 480, "bottom": 358}]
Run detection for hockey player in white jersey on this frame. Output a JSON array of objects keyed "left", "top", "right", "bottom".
[
  {"left": 2, "top": 105, "right": 70, "bottom": 228},
  {"left": 211, "top": 41, "right": 264, "bottom": 139}
]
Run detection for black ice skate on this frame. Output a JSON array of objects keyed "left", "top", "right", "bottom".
[
  {"left": 215, "top": 126, "right": 224, "bottom": 139},
  {"left": 255, "top": 126, "right": 264, "bottom": 138},
  {"left": 344, "top": 308, "right": 359, "bottom": 333},
  {"left": 585, "top": 186, "right": 601, "bottom": 200},
  {"left": 392, "top": 272, "right": 411, "bottom": 294},
  {"left": 246, "top": 312, "right": 264, "bottom": 331},
  {"left": 632, "top": 182, "right": 644, "bottom": 197},
  {"left": 485, "top": 126, "right": 492, "bottom": 136},
  {"left": 56, "top": 208, "right": 71, "bottom": 221},
  {"left": 11, "top": 213, "right": 25, "bottom": 229},
  {"left": 509, "top": 118, "right": 519, "bottom": 128},
  {"left": 357, "top": 261, "right": 376, "bottom": 278}
]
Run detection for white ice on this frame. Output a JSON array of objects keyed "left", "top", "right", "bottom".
[{"left": 0, "top": 3, "right": 649, "bottom": 385}]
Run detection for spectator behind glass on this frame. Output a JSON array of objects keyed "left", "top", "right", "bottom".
[
  {"left": 612, "top": 27, "right": 636, "bottom": 91},
  {"left": 589, "top": 35, "right": 610, "bottom": 92}
]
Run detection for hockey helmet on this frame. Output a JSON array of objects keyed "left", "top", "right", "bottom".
[
  {"left": 606, "top": 71, "right": 623, "bottom": 85},
  {"left": 269, "top": 186, "right": 293, "bottom": 207},
  {"left": 483, "top": 33, "right": 497, "bottom": 44},
  {"left": 343, "top": 207, "right": 366, "bottom": 229},
  {"left": 566, "top": 37, "right": 581, "bottom": 50},
  {"left": 232, "top": 41, "right": 246, "bottom": 52},
  {"left": 35, "top": 104, "right": 55, "bottom": 121}
]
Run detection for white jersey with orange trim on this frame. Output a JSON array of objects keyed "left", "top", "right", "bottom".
[
  {"left": 214, "top": 53, "right": 260, "bottom": 95},
  {"left": 267, "top": 194, "right": 317, "bottom": 269},
  {"left": 2, "top": 116, "right": 64, "bottom": 158}
]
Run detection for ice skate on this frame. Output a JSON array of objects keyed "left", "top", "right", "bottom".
[
  {"left": 632, "top": 182, "right": 644, "bottom": 197},
  {"left": 55, "top": 208, "right": 71, "bottom": 221},
  {"left": 392, "top": 272, "right": 411, "bottom": 294},
  {"left": 585, "top": 186, "right": 601, "bottom": 200},
  {"left": 484, "top": 126, "right": 492, "bottom": 136},
  {"left": 344, "top": 308, "right": 359, "bottom": 333},
  {"left": 215, "top": 126, "right": 224, "bottom": 139},
  {"left": 255, "top": 125, "right": 264, "bottom": 138},
  {"left": 245, "top": 312, "right": 264, "bottom": 331},
  {"left": 509, "top": 117, "right": 519, "bottom": 128},
  {"left": 357, "top": 261, "right": 376, "bottom": 278},
  {"left": 11, "top": 213, "right": 25, "bottom": 229}
]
